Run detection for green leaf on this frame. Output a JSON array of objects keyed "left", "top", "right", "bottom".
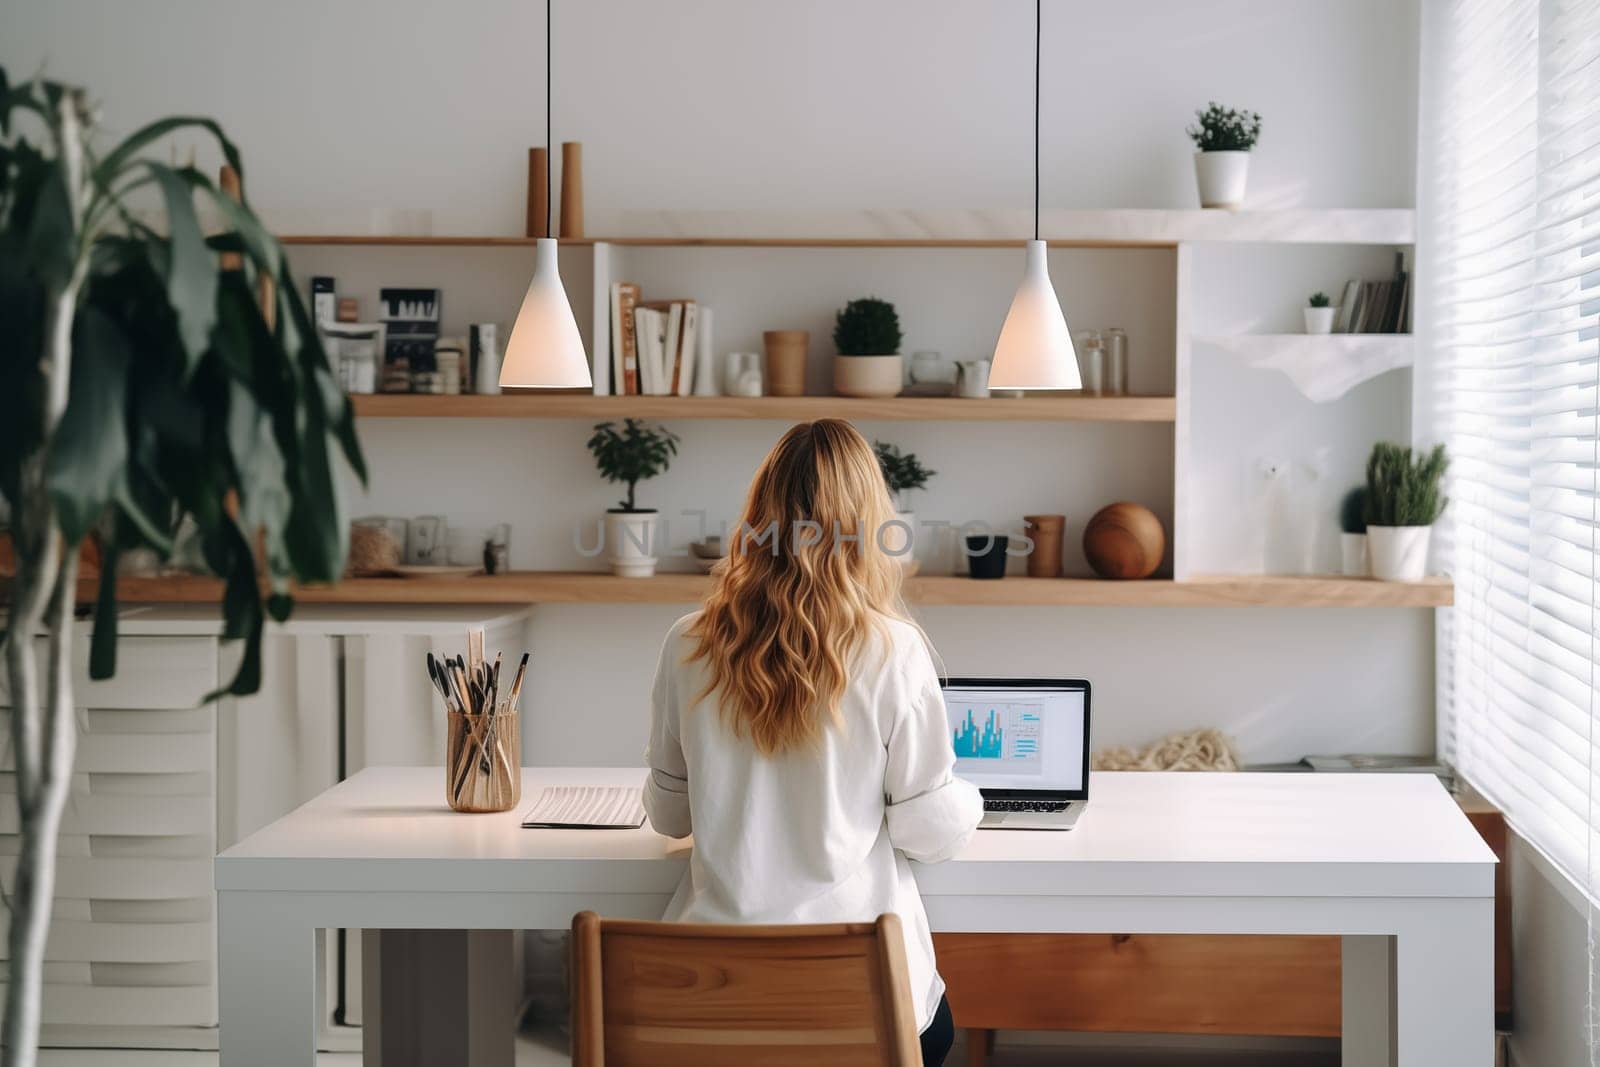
[
  {"left": 141, "top": 163, "right": 217, "bottom": 371},
  {"left": 45, "top": 306, "right": 129, "bottom": 544},
  {"left": 92, "top": 116, "right": 241, "bottom": 192}
]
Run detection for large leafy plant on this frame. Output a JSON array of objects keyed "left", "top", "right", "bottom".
[
  {"left": 1364, "top": 443, "right": 1448, "bottom": 527},
  {"left": 0, "top": 70, "right": 364, "bottom": 1064},
  {"left": 587, "top": 419, "right": 678, "bottom": 512}
]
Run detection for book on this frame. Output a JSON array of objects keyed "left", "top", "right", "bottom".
[
  {"left": 521, "top": 785, "right": 646, "bottom": 830},
  {"left": 675, "top": 302, "right": 699, "bottom": 396},
  {"left": 613, "top": 283, "right": 640, "bottom": 395},
  {"left": 1335, "top": 279, "right": 1362, "bottom": 333},
  {"left": 663, "top": 302, "right": 683, "bottom": 395},
  {"left": 692, "top": 306, "right": 719, "bottom": 395},
  {"left": 1347, "top": 283, "right": 1371, "bottom": 334},
  {"left": 634, "top": 306, "right": 669, "bottom": 395}
]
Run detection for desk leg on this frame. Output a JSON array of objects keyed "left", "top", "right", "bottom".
[
  {"left": 219, "top": 890, "right": 317, "bottom": 1067},
  {"left": 1394, "top": 900, "right": 1494, "bottom": 1067},
  {"left": 1342, "top": 935, "right": 1394, "bottom": 1067}
]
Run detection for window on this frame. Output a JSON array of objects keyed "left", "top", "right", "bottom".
[{"left": 1421, "top": 0, "right": 1600, "bottom": 899}]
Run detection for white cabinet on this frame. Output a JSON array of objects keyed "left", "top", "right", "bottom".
[
  {"left": 1, "top": 605, "right": 532, "bottom": 1050},
  {"left": 0, "top": 634, "right": 221, "bottom": 1032}
]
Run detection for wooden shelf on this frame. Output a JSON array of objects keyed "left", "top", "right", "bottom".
[
  {"left": 349, "top": 393, "right": 1177, "bottom": 423},
  {"left": 278, "top": 210, "right": 1415, "bottom": 250},
  {"left": 67, "top": 573, "right": 1452, "bottom": 608}
]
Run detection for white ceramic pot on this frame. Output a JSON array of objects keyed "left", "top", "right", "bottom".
[
  {"left": 605, "top": 510, "right": 658, "bottom": 577},
  {"left": 833, "top": 354, "right": 904, "bottom": 398},
  {"left": 1367, "top": 525, "right": 1431, "bottom": 581},
  {"left": 882, "top": 510, "right": 917, "bottom": 564},
  {"left": 1305, "top": 307, "right": 1336, "bottom": 334},
  {"left": 1340, "top": 532, "right": 1369, "bottom": 577},
  {"left": 1194, "top": 150, "right": 1250, "bottom": 209}
]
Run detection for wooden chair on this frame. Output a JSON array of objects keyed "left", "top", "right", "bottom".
[{"left": 570, "top": 910, "right": 922, "bottom": 1066}]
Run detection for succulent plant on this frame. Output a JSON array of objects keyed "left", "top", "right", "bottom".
[
  {"left": 1309, "top": 292, "right": 1332, "bottom": 308},
  {"left": 1187, "top": 102, "right": 1262, "bottom": 152},
  {"left": 833, "top": 297, "right": 903, "bottom": 356},
  {"left": 1365, "top": 443, "right": 1449, "bottom": 527}
]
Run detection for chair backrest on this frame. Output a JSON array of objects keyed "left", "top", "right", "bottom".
[{"left": 570, "top": 910, "right": 921, "bottom": 1067}]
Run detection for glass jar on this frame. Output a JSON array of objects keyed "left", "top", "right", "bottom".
[
  {"left": 1104, "top": 328, "right": 1129, "bottom": 396},
  {"left": 1077, "top": 330, "right": 1105, "bottom": 395}
]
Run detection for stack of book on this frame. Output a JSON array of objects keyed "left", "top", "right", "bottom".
[
  {"left": 601, "top": 282, "right": 712, "bottom": 396},
  {"left": 1333, "top": 252, "right": 1411, "bottom": 334}
]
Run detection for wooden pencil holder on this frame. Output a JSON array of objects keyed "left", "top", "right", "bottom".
[{"left": 445, "top": 706, "right": 521, "bottom": 813}]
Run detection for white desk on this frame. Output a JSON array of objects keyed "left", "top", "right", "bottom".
[{"left": 216, "top": 767, "right": 1495, "bottom": 1066}]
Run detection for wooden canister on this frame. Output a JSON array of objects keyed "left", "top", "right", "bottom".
[
  {"left": 526, "top": 147, "right": 549, "bottom": 238},
  {"left": 559, "top": 141, "right": 584, "bottom": 239},
  {"left": 763, "top": 330, "right": 810, "bottom": 397},
  {"left": 1024, "top": 514, "right": 1065, "bottom": 578}
]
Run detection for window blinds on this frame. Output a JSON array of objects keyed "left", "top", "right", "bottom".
[{"left": 1421, "top": 0, "right": 1600, "bottom": 897}]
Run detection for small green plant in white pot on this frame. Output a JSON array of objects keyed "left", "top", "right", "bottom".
[
  {"left": 1339, "top": 486, "right": 1368, "bottom": 576},
  {"left": 874, "top": 440, "right": 935, "bottom": 566},
  {"left": 587, "top": 419, "right": 679, "bottom": 577},
  {"left": 1306, "top": 292, "right": 1335, "bottom": 335},
  {"left": 1188, "top": 102, "right": 1262, "bottom": 209},
  {"left": 833, "top": 297, "right": 904, "bottom": 397},
  {"left": 1363, "top": 443, "right": 1448, "bottom": 581}
]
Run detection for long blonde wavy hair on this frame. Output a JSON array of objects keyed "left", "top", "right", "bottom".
[{"left": 687, "top": 419, "right": 909, "bottom": 755}]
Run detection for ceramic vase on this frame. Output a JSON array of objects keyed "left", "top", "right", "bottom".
[
  {"left": 605, "top": 510, "right": 658, "bottom": 577},
  {"left": 1194, "top": 150, "right": 1250, "bottom": 209},
  {"left": 1367, "top": 525, "right": 1430, "bottom": 581},
  {"left": 833, "top": 354, "right": 904, "bottom": 398}
]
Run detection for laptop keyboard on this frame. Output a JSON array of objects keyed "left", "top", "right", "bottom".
[{"left": 983, "top": 799, "right": 1071, "bottom": 814}]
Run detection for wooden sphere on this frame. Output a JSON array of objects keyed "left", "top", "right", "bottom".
[{"left": 1083, "top": 502, "right": 1165, "bottom": 579}]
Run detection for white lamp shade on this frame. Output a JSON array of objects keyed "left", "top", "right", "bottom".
[
  {"left": 499, "top": 238, "right": 592, "bottom": 389},
  {"left": 990, "top": 239, "right": 1080, "bottom": 390}
]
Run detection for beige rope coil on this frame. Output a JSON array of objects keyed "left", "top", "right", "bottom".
[{"left": 1091, "top": 727, "right": 1240, "bottom": 772}]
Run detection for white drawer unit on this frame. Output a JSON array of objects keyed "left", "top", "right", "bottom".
[{"left": 0, "top": 638, "right": 220, "bottom": 1030}]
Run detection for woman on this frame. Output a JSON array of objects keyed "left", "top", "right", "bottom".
[{"left": 643, "top": 419, "right": 981, "bottom": 1066}]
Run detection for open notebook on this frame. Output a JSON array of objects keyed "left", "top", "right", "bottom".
[{"left": 521, "top": 785, "right": 647, "bottom": 830}]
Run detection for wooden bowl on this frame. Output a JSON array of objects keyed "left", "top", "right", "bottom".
[{"left": 1083, "top": 502, "right": 1165, "bottom": 579}]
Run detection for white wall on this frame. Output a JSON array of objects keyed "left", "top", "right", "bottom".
[{"left": 3, "top": 0, "right": 1432, "bottom": 766}]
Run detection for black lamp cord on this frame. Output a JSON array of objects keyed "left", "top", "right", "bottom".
[
  {"left": 546, "top": 0, "right": 553, "bottom": 239},
  {"left": 1034, "top": 0, "right": 1041, "bottom": 243}
]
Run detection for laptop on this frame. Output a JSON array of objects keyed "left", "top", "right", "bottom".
[{"left": 941, "top": 678, "right": 1091, "bottom": 830}]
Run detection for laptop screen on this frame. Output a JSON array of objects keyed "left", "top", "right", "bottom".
[{"left": 941, "top": 681, "right": 1089, "bottom": 797}]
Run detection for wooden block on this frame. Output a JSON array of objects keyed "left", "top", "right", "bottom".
[
  {"left": 559, "top": 141, "right": 583, "bottom": 239},
  {"left": 526, "top": 147, "right": 549, "bottom": 239}
]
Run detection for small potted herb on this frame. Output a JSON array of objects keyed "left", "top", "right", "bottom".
[
  {"left": 587, "top": 419, "right": 680, "bottom": 577},
  {"left": 1363, "top": 443, "right": 1448, "bottom": 581},
  {"left": 1339, "top": 486, "right": 1368, "bottom": 576},
  {"left": 832, "top": 297, "right": 905, "bottom": 397},
  {"left": 1187, "top": 102, "right": 1262, "bottom": 209},
  {"left": 874, "top": 440, "right": 935, "bottom": 564},
  {"left": 1305, "top": 292, "right": 1335, "bottom": 335}
]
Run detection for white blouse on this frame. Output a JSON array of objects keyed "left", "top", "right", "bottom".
[{"left": 643, "top": 611, "right": 983, "bottom": 1031}]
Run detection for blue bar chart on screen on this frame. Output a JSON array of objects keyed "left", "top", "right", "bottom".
[{"left": 951, "top": 703, "right": 1043, "bottom": 771}]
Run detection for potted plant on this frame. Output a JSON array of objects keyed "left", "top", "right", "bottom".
[
  {"left": 832, "top": 297, "right": 904, "bottom": 397},
  {"left": 0, "top": 71, "right": 364, "bottom": 1062},
  {"left": 1339, "top": 487, "right": 1369, "bottom": 576},
  {"left": 1363, "top": 443, "right": 1448, "bottom": 581},
  {"left": 1306, "top": 292, "right": 1335, "bottom": 335},
  {"left": 587, "top": 419, "right": 679, "bottom": 577},
  {"left": 873, "top": 441, "right": 935, "bottom": 565},
  {"left": 1187, "top": 102, "right": 1262, "bottom": 209}
]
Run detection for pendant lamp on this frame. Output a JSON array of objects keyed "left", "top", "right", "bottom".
[
  {"left": 990, "top": 0, "right": 1080, "bottom": 391},
  {"left": 500, "top": 0, "right": 592, "bottom": 389}
]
